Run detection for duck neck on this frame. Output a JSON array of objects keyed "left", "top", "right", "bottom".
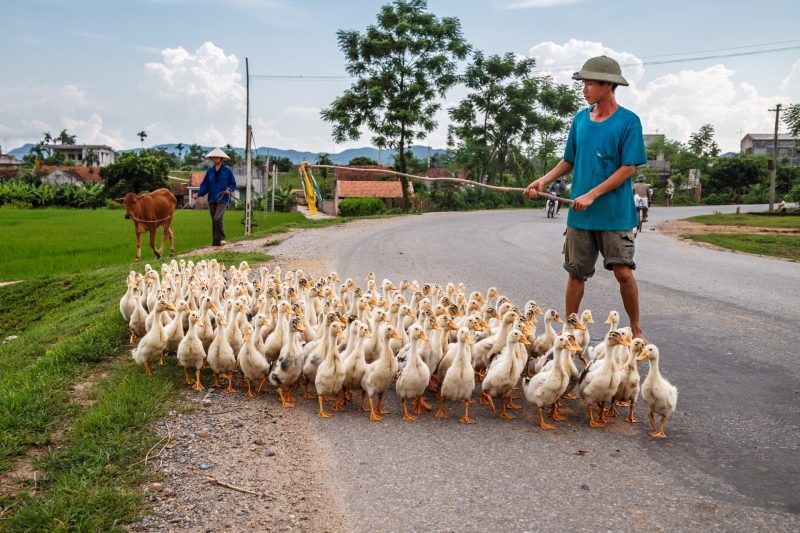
[{"left": 648, "top": 356, "right": 661, "bottom": 378}]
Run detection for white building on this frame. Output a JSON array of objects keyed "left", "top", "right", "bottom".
[{"left": 44, "top": 144, "right": 116, "bottom": 167}]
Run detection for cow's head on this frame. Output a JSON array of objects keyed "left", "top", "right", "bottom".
[{"left": 115, "top": 192, "right": 144, "bottom": 220}]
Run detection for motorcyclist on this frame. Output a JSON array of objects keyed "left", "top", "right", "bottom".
[
  {"left": 547, "top": 177, "right": 566, "bottom": 215},
  {"left": 632, "top": 175, "right": 652, "bottom": 222}
]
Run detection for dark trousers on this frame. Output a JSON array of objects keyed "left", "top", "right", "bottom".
[{"left": 208, "top": 202, "right": 228, "bottom": 245}]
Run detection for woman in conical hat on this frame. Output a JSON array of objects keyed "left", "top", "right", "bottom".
[{"left": 193, "top": 147, "right": 237, "bottom": 247}]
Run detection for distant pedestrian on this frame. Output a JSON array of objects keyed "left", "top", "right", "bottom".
[
  {"left": 524, "top": 55, "right": 648, "bottom": 343},
  {"left": 194, "top": 147, "right": 237, "bottom": 247},
  {"left": 778, "top": 197, "right": 787, "bottom": 213},
  {"left": 665, "top": 184, "right": 674, "bottom": 207}
]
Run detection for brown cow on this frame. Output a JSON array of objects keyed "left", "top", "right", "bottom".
[{"left": 115, "top": 188, "right": 177, "bottom": 262}]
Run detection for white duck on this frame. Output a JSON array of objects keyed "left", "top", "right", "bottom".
[
  {"left": 263, "top": 300, "right": 293, "bottom": 363},
  {"left": 163, "top": 299, "right": 190, "bottom": 360},
  {"left": 587, "top": 310, "right": 620, "bottom": 361},
  {"left": 481, "top": 330, "right": 530, "bottom": 419},
  {"left": 532, "top": 309, "right": 563, "bottom": 357},
  {"left": 314, "top": 322, "right": 347, "bottom": 418},
  {"left": 395, "top": 325, "right": 431, "bottom": 421},
  {"left": 128, "top": 287, "right": 148, "bottom": 344},
  {"left": 578, "top": 330, "right": 629, "bottom": 427},
  {"left": 120, "top": 276, "right": 137, "bottom": 322},
  {"left": 437, "top": 327, "right": 477, "bottom": 424},
  {"left": 239, "top": 323, "right": 271, "bottom": 397},
  {"left": 610, "top": 338, "right": 644, "bottom": 423},
  {"left": 131, "top": 300, "right": 175, "bottom": 375},
  {"left": 207, "top": 311, "right": 237, "bottom": 393},
  {"left": 177, "top": 311, "right": 207, "bottom": 391},
  {"left": 360, "top": 325, "right": 401, "bottom": 421},
  {"left": 269, "top": 317, "right": 306, "bottom": 407},
  {"left": 523, "top": 335, "right": 580, "bottom": 430},
  {"left": 342, "top": 322, "right": 370, "bottom": 410},
  {"left": 638, "top": 344, "right": 678, "bottom": 438}
]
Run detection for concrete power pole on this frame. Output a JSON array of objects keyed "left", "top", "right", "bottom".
[
  {"left": 245, "top": 58, "right": 252, "bottom": 235},
  {"left": 768, "top": 103, "right": 782, "bottom": 212}
]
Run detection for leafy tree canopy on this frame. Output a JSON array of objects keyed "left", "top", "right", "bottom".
[
  {"left": 348, "top": 156, "right": 378, "bottom": 166},
  {"left": 321, "top": 0, "right": 470, "bottom": 210},
  {"left": 784, "top": 103, "right": 800, "bottom": 138},
  {"left": 223, "top": 144, "right": 242, "bottom": 166},
  {"left": 688, "top": 124, "right": 720, "bottom": 157},
  {"left": 183, "top": 144, "right": 207, "bottom": 167},
  {"left": 448, "top": 52, "right": 581, "bottom": 185},
  {"left": 100, "top": 151, "right": 170, "bottom": 199}
]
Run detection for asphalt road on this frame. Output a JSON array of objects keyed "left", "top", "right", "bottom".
[{"left": 302, "top": 204, "right": 800, "bottom": 532}]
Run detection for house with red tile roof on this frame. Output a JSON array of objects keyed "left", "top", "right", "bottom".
[{"left": 39, "top": 166, "right": 102, "bottom": 186}]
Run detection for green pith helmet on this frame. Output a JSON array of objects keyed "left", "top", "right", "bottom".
[
  {"left": 572, "top": 55, "right": 629, "bottom": 86},
  {"left": 636, "top": 175, "right": 646, "bottom": 182}
]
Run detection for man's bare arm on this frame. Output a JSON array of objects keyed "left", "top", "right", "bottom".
[
  {"left": 571, "top": 165, "right": 636, "bottom": 212},
  {"left": 524, "top": 160, "right": 574, "bottom": 199}
]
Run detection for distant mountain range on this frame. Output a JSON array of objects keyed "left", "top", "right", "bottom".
[{"left": 6, "top": 143, "right": 446, "bottom": 165}]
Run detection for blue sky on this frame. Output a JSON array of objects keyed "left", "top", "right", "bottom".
[{"left": 2, "top": 0, "right": 800, "bottom": 154}]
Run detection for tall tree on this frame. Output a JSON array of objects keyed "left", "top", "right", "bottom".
[
  {"left": 175, "top": 143, "right": 184, "bottom": 165},
  {"left": 223, "top": 143, "right": 242, "bottom": 166},
  {"left": 57, "top": 129, "right": 76, "bottom": 145},
  {"left": 42, "top": 132, "right": 52, "bottom": 155},
  {"left": 100, "top": 151, "right": 170, "bottom": 199},
  {"left": 84, "top": 148, "right": 100, "bottom": 172},
  {"left": 137, "top": 130, "right": 148, "bottom": 150},
  {"left": 183, "top": 143, "right": 206, "bottom": 167},
  {"left": 321, "top": 0, "right": 470, "bottom": 211},
  {"left": 448, "top": 54, "right": 580, "bottom": 185},
  {"left": 688, "top": 124, "right": 720, "bottom": 157}
]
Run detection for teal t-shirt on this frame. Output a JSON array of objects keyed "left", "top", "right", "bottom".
[{"left": 563, "top": 105, "right": 647, "bottom": 231}]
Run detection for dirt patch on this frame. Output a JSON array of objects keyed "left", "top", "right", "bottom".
[
  {"left": 181, "top": 229, "right": 303, "bottom": 258},
  {"left": 659, "top": 219, "right": 800, "bottom": 237},
  {"left": 128, "top": 385, "right": 352, "bottom": 533},
  {"left": 0, "top": 446, "right": 45, "bottom": 496}
]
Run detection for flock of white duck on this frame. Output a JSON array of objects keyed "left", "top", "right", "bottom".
[{"left": 120, "top": 259, "right": 678, "bottom": 438}]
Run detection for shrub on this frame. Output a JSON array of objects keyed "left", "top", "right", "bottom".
[{"left": 338, "top": 197, "right": 387, "bottom": 217}]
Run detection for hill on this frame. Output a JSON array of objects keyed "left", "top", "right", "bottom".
[{"left": 115, "top": 144, "right": 446, "bottom": 165}]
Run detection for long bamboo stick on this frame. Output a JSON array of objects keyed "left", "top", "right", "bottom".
[{"left": 308, "top": 164, "right": 573, "bottom": 204}]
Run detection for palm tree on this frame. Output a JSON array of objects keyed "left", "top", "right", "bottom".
[
  {"left": 137, "top": 131, "right": 148, "bottom": 151},
  {"left": 175, "top": 143, "right": 184, "bottom": 165},
  {"left": 57, "top": 129, "right": 68, "bottom": 145},
  {"left": 84, "top": 148, "right": 99, "bottom": 173}
]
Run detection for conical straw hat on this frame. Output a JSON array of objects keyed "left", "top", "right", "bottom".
[{"left": 204, "top": 147, "right": 231, "bottom": 160}]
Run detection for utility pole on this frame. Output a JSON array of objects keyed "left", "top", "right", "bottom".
[
  {"left": 427, "top": 145, "right": 431, "bottom": 168},
  {"left": 768, "top": 104, "right": 781, "bottom": 212},
  {"left": 244, "top": 58, "right": 253, "bottom": 235},
  {"left": 264, "top": 150, "right": 270, "bottom": 219}
]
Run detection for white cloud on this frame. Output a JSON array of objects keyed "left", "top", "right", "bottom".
[
  {"left": 62, "top": 113, "right": 124, "bottom": 148},
  {"left": 527, "top": 39, "right": 791, "bottom": 152},
  {"left": 504, "top": 0, "right": 586, "bottom": 8},
  {"left": 780, "top": 59, "right": 800, "bottom": 100},
  {"left": 145, "top": 42, "right": 246, "bottom": 113},
  {"left": 529, "top": 39, "right": 644, "bottom": 86}
]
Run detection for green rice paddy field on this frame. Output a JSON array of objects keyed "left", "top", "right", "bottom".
[{"left": 0, "top": 208, "right": 312, "bottom": 280}]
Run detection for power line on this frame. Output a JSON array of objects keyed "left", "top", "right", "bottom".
[
  {"left": 531, "top": 45, "right": 800, "bottom": 74},
  {"left": 248, "top": 40, "right": 800, "bottom": 81}
]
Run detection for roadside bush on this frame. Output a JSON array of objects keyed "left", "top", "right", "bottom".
[
  {"left": 0, "top": 179, "right": 105, "bottom": 209},
  {"left": 338, "top": 197, "right": 387, "bottom": 217}
]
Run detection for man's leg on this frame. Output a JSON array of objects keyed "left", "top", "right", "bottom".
[
  {"left": 214, "top": 202, "right": 228, "bottom": 244},
  {"left": 612, "top": 264, "right": 646, "bottom": 343},
  {"left": 565, "top": 275, "right": 584, "bottom": 316},
  {"left": 563, "top": 227, "right": 597, "bottom": 316},
  {"left": 208, "top": 203, "right": 220, "bottom": 246},
  {"left": 642, "top": 205, "right": 649, "bottom": 222}
]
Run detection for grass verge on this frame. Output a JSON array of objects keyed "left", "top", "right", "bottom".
[
  {"left": 683, "top": 233, "right": 800, "bottom": 260},
  {"left": 0, "top": 251, "right": 268, "bottom": 531},
  {"left": 684, "top": 213, "right": 800, "bottom": 229},
  {"left": 0, "top": 209, "right": 308, "bottom": 280}
]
